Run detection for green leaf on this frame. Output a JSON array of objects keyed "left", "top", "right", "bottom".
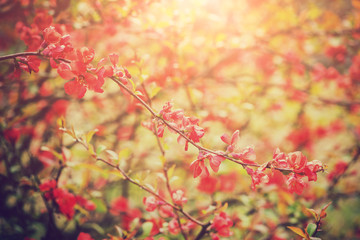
[
  {"left": 167, "top": 164, "right": 176, "bottom": 178},
  {"left": 82, "top": 223, "right": 105, "bottom": 235},
  {"left": 86, "top": 129, "right": 98, "bottom": 144},
  {"left": 106, "top": 150, "right": 119, "bottom": 161},
  {"left": 306, "top": 223, "right": 317, "bottom": 237},
  {"left": 96, "top": 145, "right": 107, "bottom": 155},
  {"left": 150, "top": 86, "right": 162, "bottom": 99},
  {"left": 115, "top": 225, "right": 123, "bottom": 237},
  {"left": 141, "top": 221, "right": 153, "bottom": 237},
  {"left": 118, "top": 148, "right": 131, "bottom": 161},
  {"left": 129, "top": 79, "right": 136, "bottom": 91},
  {"left": 92, "top": 199, "right": 107, "bottom": 213}
]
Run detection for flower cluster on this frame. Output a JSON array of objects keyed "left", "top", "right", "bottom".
[
  {"left": 149, "top": 101, "right": 205, "bottom": 151},
  {"left": 167, "top": 218, "right": 196, "bottom": 235},
  {"left": 350, "top": 55, "right": 360, "bottom": 83},
  {"left": 245, "top": 166, "right": 270, "bottom": 190},
  {"left": 220, "top": 130, "right": 256, "bottom": 164},
  {"left": 109, "top": 196, "right": 142, "bottom": 230},
  {"left": 325, "top": 45, "right": 347, "bottom": 63},
  {"left": 190, "top": 151, "right": 225, "bottom": 178},
  {"left": 143, "top": 190, "right": 187, "bottom": 212},
  {"left": 311, "top": 63, "right": 349, "bottom": 88},
  {"left": 196, "top": 172, "right": 238, "bottom": 194},
  {"left": 39, "top": 180, "right": 95, "bottom": 219},
  {"left": 210, "top": 212, "right": 233, "bottom": 239},
  {"left": 77, "top": 232, "right": 94, "bottom": 240},
  {"left": 15, "top": 12, "right": 108, "bottom": 98},
  {"left": 327, "top": 160, "right": 349, "bottom": 181},
  {"left": 269, "top": 149, "right": 323, "bottom": 194},
  {"left": 16, "top": 10, "right": 53, "bottom": 51},
  {"left": 142, "top": 190, "right": 196, "bottom": 236},
  {"left": 143, "top": 195, "right": 175, "bottom": 218}
]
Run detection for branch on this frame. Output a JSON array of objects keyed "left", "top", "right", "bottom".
[
  {"left": 110, "top": 76, "right": 324, "bottom": 174},
  {"left": 0, "top": 52, "right": 40, "bottom": 62},
  {"left": 73, "top": 137, "right": 205, "bottom": 227},
  {"left": 194, "top": 223, "right": 211, "bottom": 240},
  {"left": 95, "top": 157, "right": 205, "bottom": 226},
  {"left": 164, "top": 167, "right": 188, "bottom": 240}
]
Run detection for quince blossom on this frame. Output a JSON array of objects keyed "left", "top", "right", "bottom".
[
  {"left": 211, "top": 212, "right": 233, "bottom": 237},
  {"left": 172, "top": 190, "right": 187, "bottom": 206}
]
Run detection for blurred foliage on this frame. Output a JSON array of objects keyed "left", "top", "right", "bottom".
[{"left": 1, "top": 0, "right": 360, "bottom": 239}]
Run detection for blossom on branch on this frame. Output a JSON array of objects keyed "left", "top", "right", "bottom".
[
  {"left": 143, "top": 196, "right": 158, "bottom": 212},
  {"left": 57, "top": 50, "right": 104, "bottom": 98},
  {"left": 221, "top": 130, "right": 256, "bottom": 164},
  {"left": 190, "top": 151, "right": 225, "bottom": 178},
  {"left": 211, "top": 212, "right": 233, "bottom": 238},
  {"left": 157, "top": 101, "right": 205, "bottom": 151},
  {"left": 172, "top": 189, "right": 187, "bottom": 206}
]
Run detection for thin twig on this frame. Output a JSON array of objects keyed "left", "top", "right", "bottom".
[
  {"left": 74, "top": 137, "right": 205, "bottom": 226},
  {"left": 0, "top": 52, "right": 40, "bottom": 62}
]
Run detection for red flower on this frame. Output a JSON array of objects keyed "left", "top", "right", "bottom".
[
  {"left": 255, "top": 53, "right": 275, "bottom": 76},
  {"left": 208, "top": 153, "right": 225, "bottom": 173},
  {"left": 77, "top": 232, "right": 94, "bottom": 240},
  {"left": 211, "top": 212, "right": 233, "bottom": 237},
  {"left": 143, "top": 196, "right": 158, "bottom": 212},
  {"left": 43, "top": 26, "right": 61, "bottom": 44},
  {"left": 327, "top": 160, "right": 348, "bottom": 181},
  {"left": 16, "top": 22, "right": 42, "bottom": 50},
  {"left": 39, "top": 179, "right": 57, "bottom": 192},
  {"left": 18, "top": 56, "right": 41, "bottom": 73},
  {"left": 147, "top": 218, "right": 164, "bottom": 236},
  {"left": 37, "top": 149, "right": 55, "bottom": 168},
  {"left": 110, "top": 196, "right": 129, "bottom": 215},
  {"left": 221, "top": 130, "right": 240, "bottom": 152},
  {"left": 267, "top": 170, "right": 286, "bottom": 187},
  {"left": 287, "top": 174, "right": 305, "bottom": 195},
  {"left": 272, "top": 148, "right": 289, "bottom": 168},
  {"left": 159, "top": 204, "right": 174, "bottom": 218},
  {"left": 158, "top": 102, "right": 205, "bottom": 151},
  {"left": 190, "top": 153, "right": 209, "bottom": 178},
  {"left": 246, "top": 167, "right": 269, "bottom": 190},
  {"left": 45, "top": 99, "right": 69, "bottom": 123},
  {"left": 350, "top": 55, "right": 360, "bottom": 83},
  {"left": 303, "top": 160, "right": 323, "bottom": 181},
  {"left": 287, "top": 151, "right": 307, "bottom": 173},
  {"left": 76, "top": 196, "right": 96, "bottom": 211},
  {"left": 42, "top": 34, "right": 73, "bottom": 61},
  {"left": 33, "top": 11, "right": 53, "bottom": 31},
  {"left": 58, "top": 61, "right": 104, "bottom": 98},
  {"left": 197, "top": 175, "right": 218, "bottom": 194},
  {"left": 168, "top": 218, "right": 180, "bottom": 235},
  {"left": 287, "top": 127, "right": 311, "bottom": 148},
  {"left": 3, "top": 128, "right": 21, "bottom": 144},
  {"left": 219, "top": 172, "right": 237, "bottom": 192},
  {"left": 231, "top": 146, "right": 256, "bottom": 164},
  {"left": 221, "top": 130, "right": 256, "bottom": 164},
  {"left": 122, "top": 208, "right": 142, "bottom": 230},
  {"left": 53, "top": 188, "right": 77, "bottom": 219},
  {"left": 116, "top": 126, "right": 134, "bottom": 140},
  {"left": 177, "top": 116, "right": 205, "bottom": 151},
  {"left": 325, "top": 45, "right": 347, "bottom": 62},
  {"left": 172, "top": 190, "right": 187, "bottom": 206},
  {"left": 211, "top": 233, "right": 220, "bottom": 240}
]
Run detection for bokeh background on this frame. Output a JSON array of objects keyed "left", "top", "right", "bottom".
[{"left": 1, "top": 0, "right": 360, "bottom": 239}]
